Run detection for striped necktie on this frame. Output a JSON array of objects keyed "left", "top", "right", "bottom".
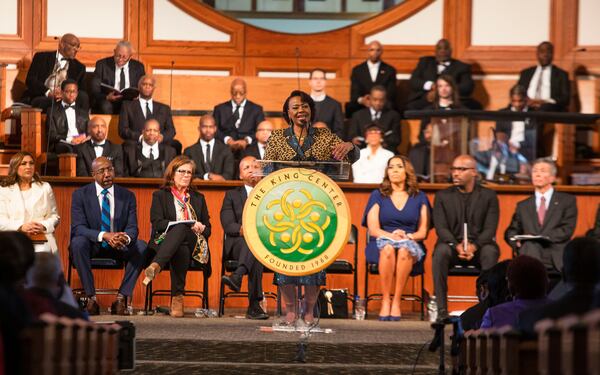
[{"left": 101, "top": 189, "right": 111, "bottom": 248}]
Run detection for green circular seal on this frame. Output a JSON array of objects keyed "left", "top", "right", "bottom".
[{"left": 243, "top": 168, "right": 351, "bottom": 276}]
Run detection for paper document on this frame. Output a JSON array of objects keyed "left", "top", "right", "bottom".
[{"left": 165, "top": 220, "right": 195, "bottom": 232}]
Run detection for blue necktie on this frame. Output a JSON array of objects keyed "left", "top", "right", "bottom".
[{"left": 101, "top": 189, "right": 111, "bottom": 248}]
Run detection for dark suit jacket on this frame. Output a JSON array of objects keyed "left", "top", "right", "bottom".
[
  {"left": 349, "top": 108, "right": 401, "bottom": 152},
  {"left": 505, "top": 191, "right": 577, "bottom": 268},
  {"left": 350, "top": 60, "right": 397, "bottom": 108},
  {"left": 220, "top": 186, "right": 248, "bottom": 258},
  {"left": 408, "top": 57, "right": 475, "bottom": 102},
  {"left": 76, "top": 140, "right": 124, "bottom": 177},
  {"left": 70, "top": 183, "right": 139, "bottom": 243},
  {"left": 433, "top": 185, "right": 499, "bottom": 249},
  {"left": 184, "top": 139, "right": 235, "bottom": 180},
  {"left": 242, "top": 142, "right": 263, "bottom": 160},
  {"left": 213, "top": 100, "right": 265, "bottom": 143},
  {"left": 91, "top": 57, "right": 146, "bottom": 104},
  {"left": 149, "top": 188, "right": 211, "bottom": 244},
  {"left": 495, "top": 106, "right": 537, "bottom": 160},
  {"left": 123, "top": 142, "right": 176, "bottom": 177},
  {"left": 517, "top": 64, "right": 570, "bottom": 110},
  {"left": 518, "top": 286, "right": 597, "bottom": 335},
  {"left": 314, "top": 95, "right": 344, "bottom": 137},
  {"left": 23, "top": 51, "right": 87, "bottom": 101},
  {"left": 46, "top": 105, "right": 89, "bottom": 152},
  {"left": 118, "top": 99, "right": 176, "bottom": 142}
]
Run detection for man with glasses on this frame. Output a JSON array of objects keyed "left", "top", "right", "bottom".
[
  {"left": 184, "top": 114, "right": 234, "bottom": 180},
  {"left": 123, "top": 119, "right": 176, "bottom": 177},
  {"left": 347, "top": 40, "right": 397, "bottom": 118},
  {"left": 432, "top": 155, "right": 500, "bottom": 319},
  {"left": 91, "top": 40, "right": 146, "bottom": 114},
  {"left": 70, "top": 157, "right": 146, "bottom": 315},
  {"left": 23, "top": 33, "right": 89, "bottom": 111}
]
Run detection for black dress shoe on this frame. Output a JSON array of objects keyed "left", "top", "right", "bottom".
[
  {"left": 246, "top": 304, "right": 269, "bottom": 320},
  {"left": 86, "top": 298, "right": 100, "bottom": 316},
  {"left": 111, "top": 297, "right": 128, "bottom": 315},
  {"left": 222, "top": 273, "right": 242, "bottom": 292}
]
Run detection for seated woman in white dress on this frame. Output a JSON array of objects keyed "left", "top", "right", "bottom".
[{"left": 0, "top": 152, "right": 60, "bottom": 253}]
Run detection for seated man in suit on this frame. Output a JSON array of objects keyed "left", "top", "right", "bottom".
[
  {"left": 118, "top": 75, "right": 181, "bottom": 154},
  {"left": 242, "top": 120, "right": 272, "bottom": 160},
  {"left": 70, "top": 156, "right": 146, "bottom": 315},
  {"left": 505, "top": 159, "right": 577, "bottom": 271},
  {"left": 347, "top": 40, "right": 397, "bottom": 117},
  {"left": 213, "top": 78, "right": 265, "bottom": 155},
  {"left": 22, "top": 33, "right": 89, "bottom": 112},
  {"left": 46, "top": 79, "right": 89, "bottom": 154},
  {"left": 221, "top": 156, "right": 269, "bottom": 320},
  {"left": 91, "top": 40, "right": 146, "bottom": 114},
  {"left": 123, "top": 119, "right": 176, "bottom": 177},
  {"left": 76, "top": 116, "right": 124, "bottom": 177},
  {"left": 184, "top": 114, "right": 234, "bottom": 181},
  {"left": 349, "top": 85, "right": 400, "bottom": 153},
  {"left": 352, "top": 124, "right": 394, "bottom": 183},
  {"left": 494, "top": 84, "right": 536, "bottom": 162},
  {"left": 432, "top": 155, "right": 500, "bottom": 319},
  {"left": 407, "top": 39, "right": 480, "bottom": 110},
  {"left": 517, "top": 41, "right": 570, "bottom": 112},
  {"left": 518, "top": 237, "right": 600, "bottom": 335},
  {"left": 309, "top": 68, "right": 344, "bottom": 137}
]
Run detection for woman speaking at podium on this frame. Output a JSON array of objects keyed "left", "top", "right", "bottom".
[{"left": 264, "top": 90, "right": 358, "bottom": 325}]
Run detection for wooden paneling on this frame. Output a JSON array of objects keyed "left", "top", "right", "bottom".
[{"left": 46, "top": 177, "right": 600, "bottom": 312}]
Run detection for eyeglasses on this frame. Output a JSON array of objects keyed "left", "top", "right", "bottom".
[
  {"left": 450, "top": 167, "right": 474, "bottom": 172},
  {"left": 94, "top": 167, "right": 114, "bottom": 175},
  {"left": 176, "top": 170, "right": 193, "bottom": 176}
]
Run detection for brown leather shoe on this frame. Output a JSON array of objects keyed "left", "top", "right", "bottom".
[
  {"left": 170, "top": 295, "right": 184, "bottom": 318},
  {"left": 86, "top": 298, "right": 100, "bottom": 316},
  {"left": 110, "top": 297, "right": 128, "bottom": 315},
  {"left": 143, "top": 262, "right": 161, "bottom": 286}
]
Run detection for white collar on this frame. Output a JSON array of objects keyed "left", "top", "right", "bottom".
[
  {"left": 535, "top": 187, "right": 554, "bottom": 200},
  {"left": 311, "top": 93, "right": 326, "bottom": 102},
  {"left": 367, "top": 60, "right": 380, "bottom": 68},
  {"left": 56, "top": 51, "right": 66, "bottom": 62},
  {"left": 140, "top": 97, "right": 153, "bottom": 105},
  {"left": 142, "top": 140, "right": 158, "bottom": 150},
  {"left": 61, "top": 101, "right": 75, "bottom": 108},
  {"left": 95, "top": 182, "right": 114, "bottom": 196},
  {"left": 92, "top": 139, "right": 106, "bottom": 146},
  {"left": 231, "top": 99, "right": 246, "bottom": 108},
  {"left": 116, "top": 61, "right": 130, "bottom": 70},
  {"left": 244, "top": 184, "right": 253, "bottom": 195},
  {"left": 200, "top": 138, "right": 215, "bottom": 147}
]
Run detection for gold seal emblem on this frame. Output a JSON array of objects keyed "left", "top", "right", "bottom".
[{"left": 242, "top": 168, "right": 351, "bottom": 276}]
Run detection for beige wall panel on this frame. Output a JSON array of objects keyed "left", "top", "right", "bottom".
[
  {"left": 47, "top": 0, "right": 124, "bottom": 39},
  {"left": 153, "top": 0, "right": 230, "bottom": 42},
  {"left": 0, "top": 0, "right": 18, "bottom": 35}
]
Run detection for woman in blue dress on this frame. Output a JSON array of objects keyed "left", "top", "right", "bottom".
[{"left": 363, "top": 155, "right": 431, "bottom": 320}]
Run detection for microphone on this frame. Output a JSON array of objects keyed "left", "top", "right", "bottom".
[{"left": 169, "top": 61, "right": 175, "bottom": 109}]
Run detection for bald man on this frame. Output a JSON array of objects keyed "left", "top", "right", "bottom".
[
  {"left": 347, "top": 41, "right": 397, "bottom": 117},
  {"left": 123, "top": 118, "right": 176, "bottom": 177},
  {"left": 432, "top": 155, "right": 500, "bottom": 319},
  {"left": 407, "top": 39, "right": 480, "bottom": 110},
  {"left": 242, "top": 120, "right": 273, "bottom": 160},
  {"left": 213, "top": 78, "right": 265, "bottom": 153},
  {"left": 76, "top": 116, "right": 124, "bottom": 176},
  {"left": 23, "top": 33, "right": 89, "bottom": 111}
]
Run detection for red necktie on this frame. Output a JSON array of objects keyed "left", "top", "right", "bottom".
[{"left": 538, "top": 196, "right": 546, "bottom": 225}]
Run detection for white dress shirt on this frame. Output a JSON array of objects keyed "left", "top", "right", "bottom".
[
  {"left": 311, "top": 93, "right": 326, "bottom": 102},
  {"left": 61, "top": 101, "right": 79, "bottom": 143},
  {"left": 352, "top": 146, "right": 394, "bottom": 183},
  {"left": 244, "top": 184, "right": 253, "bottom": 196},
  {"left": 508, "top": 106, "right": 528, "bottom": 147},
  {"left": 369, "top": 107, "right": 381, "bottom": 121},
  {"left": 114, "top": 61, "right": 130, "bottom": 90},
  {"left": 92, "top": 140, "right": 106, "bottom": 158},
  {"left": 139, "top": 98, "right": 154, "bottom": 118},
  {"left": 257, "top": 142, "right": 266, "bottom": 159},
  {"left": 535, "top": 188, "right": 554, "bottom": 211},
  {"left": 224, "top": 100, "right": 253, "bottom": 145},
  {"left": 95, "top": 183, "right": 115, "bottom": 241},
  {"left": 141, "top": 140, "right": 159, "bottom": 160},
  {"left": 367, "top": 60, "right": 380, "bottom": 83},
  {"left": 527, "top": 65, "right": 554, "bottom": 103},
  {"left": 199, "top": 138, "right": 216, "bottom": 180}
]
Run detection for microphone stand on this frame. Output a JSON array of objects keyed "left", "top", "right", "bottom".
[{"left": 43, "top": 49, "right": 61, "bottom": 176}]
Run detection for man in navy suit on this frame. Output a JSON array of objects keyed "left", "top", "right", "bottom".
[
  {"left": 22, "top": 33, "right": 89, "bottom": 111},
  {"left": 213, "top": 78, "right": 265, "bottom": 156},
  {"left": 70, "top": 157, "right": 146, "bottom": 315},
  {"left": 91, "top": 40, "right": 146, "bottom": 114},
  {"left": 347, "top": 40, "right": 397, "bottom": 117}
]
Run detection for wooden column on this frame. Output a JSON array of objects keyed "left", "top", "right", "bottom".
[
  {"left": 58, "top": 153, "right": 77, "bottom": 177},
  {"left": 20, "top": 107, "right": 45, "bottom": 166}
]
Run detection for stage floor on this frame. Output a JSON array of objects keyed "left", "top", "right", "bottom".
[{"left": 93, "top": 313, "right": 448, "bottom": 374}]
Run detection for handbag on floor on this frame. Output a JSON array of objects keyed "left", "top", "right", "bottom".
[{"left": 315, "top": 288, "right": 349, "bottom": 319}]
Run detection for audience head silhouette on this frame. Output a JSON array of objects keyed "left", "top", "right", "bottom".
[
  {"left": 507, "top": 255, "right": 548, "bottom": 299},
  {"left": 562, "top": 237, "right": 600, "bottom": 285}
]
